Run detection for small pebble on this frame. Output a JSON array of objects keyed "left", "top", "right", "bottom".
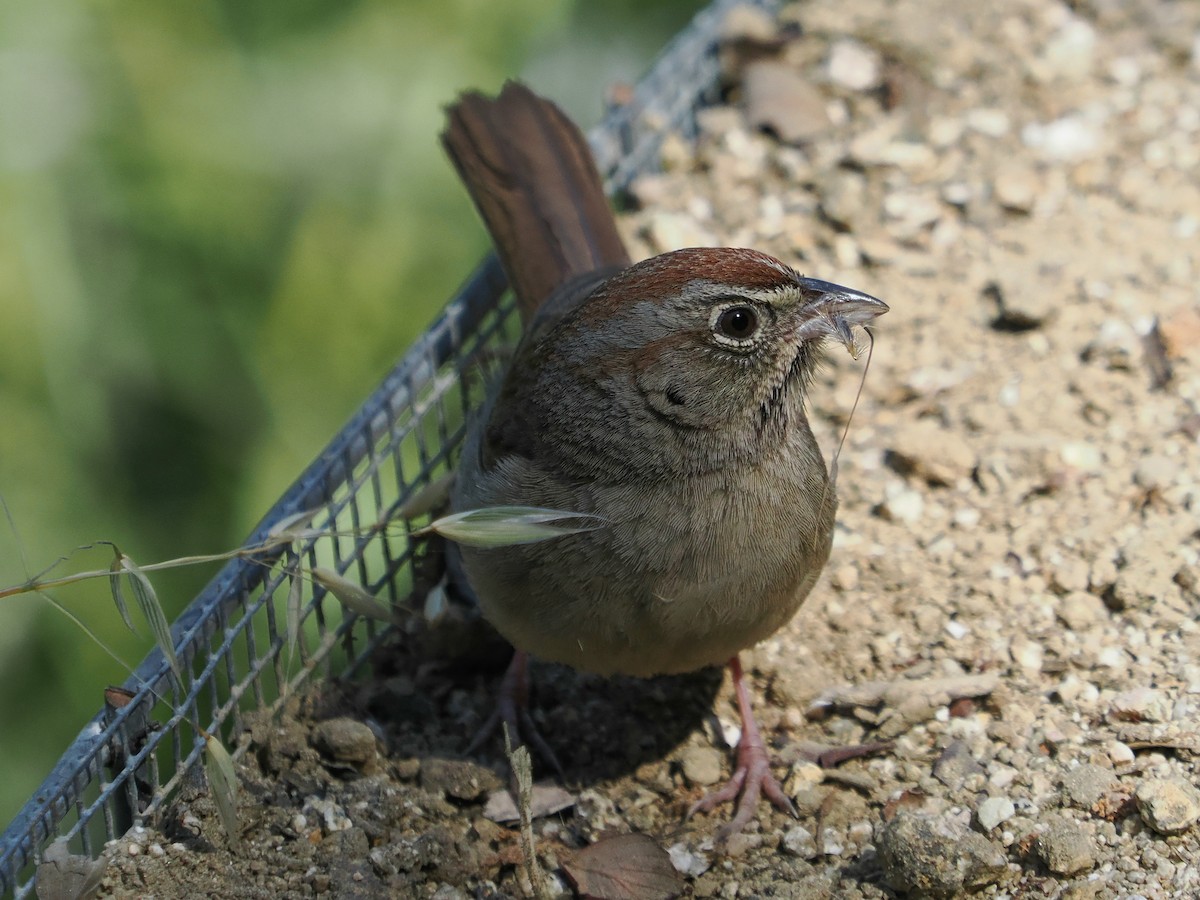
[
  {"left": 1040, "top": 19, "right": 1097, "bottom": 82},
  {"left": 1061, "top": 764, "right": 1120, "bottom": 809},
  {"left": 826, "top": 39, "right": 882, "bottom": 91},
  {"left": 1010, "top": 637, "right": 1044, "bottom": 673},
  {"left": 680, "top": 745, "right": 725, "bottom": 787},
  {"left": 945, "top": 620, "right": 969, "bottom": 640},
  {"left": 787, "top": 761, "right": 824, "bottom": 794},
  {"left": 966, "top": 108, "right": 1011, "bottom": 137},
  {"left": 830, "top": 564, "right": 859, "bottom": 591},
  {"left": 1059, "top": 441, "right": 1103, "bottom": 472},
  {"left": 311, "top": 718, "right": 378, "bottom": 773},
  {"left": 1036, "top": 818, "right": 1096, "bottom": 876},
  {"left": 933, "top": 740, "right": 986, "bottom": 790},
  {"left": 993, "top": 163, "right": 1039, "bottom": 212},
  {"left": 1021, "top": 115, "right": 1102, "bottom": 161},
  {"left": 879, "top": 483, "right": 924, "bottom": 524},
  {"left": 667, "top": 842, "right": 712, "bottom": 878},
  {"left": 1106, "top": 740, "right": 1135, "bottom": 766},
  {"left": 742, "top": 60, "right": 830, "bottom": 145},
  {"left": 1057, "top": 592, "right": 1107, "bottom": 630},
  {"left": 977, "top": 796, "right": 1015, "bottom": 831},
  {"left": 781, "top": 825, "right": 817, "bottom": 858},
  {"left": 724, "top": 831, "right": 762, "bottom": 857},
  {"left": 1109, "top": 688, "right": 1171, "bottom": 724},
  {"left": 877, "top": 811, "right": 1008, "bottom": 896},
  {"left": 1135, "top": 777, "right": 1200, "bottom": 835}
]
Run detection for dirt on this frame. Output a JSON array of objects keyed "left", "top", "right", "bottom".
[{"left": 94, "top": 0, "right": 1200, "bottom": 897}]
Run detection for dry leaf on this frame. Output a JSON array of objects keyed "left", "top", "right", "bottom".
[
  {"left": 563, "top": 833, "right": 682, "bottom": 900},
  {"left": 204, "top": 734, "right": 240, "bottom": 847},
  {"left": 266, "top": 507, "right": 323, "bottom": 542},
  {"left": 106, "top": 548, "right": 136, "bottom": 635},
  {"left": 120, "top": 554, "right": 181, "bottom": 685},
  {"left": 422, "top": 578, "right": 449, "bottom": 625},
  {"left": 396, "top": 471, "right": 456, "bottom": 520},
  {"left": 483, "top": 783, "right": 576, "bottom": 823},
  {"left": 310, "top": 567, "right": 396, "bottom": 623},
  {"left": 285, "top": 567, "right": 304, "bottom": 661}
]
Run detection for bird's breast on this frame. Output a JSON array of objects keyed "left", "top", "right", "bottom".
[{"left": 453, "top": 435, "right": 835, "bottom": 677}]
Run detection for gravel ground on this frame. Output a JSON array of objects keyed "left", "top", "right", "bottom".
[{"left": 92, "top": 0, "right": 1200, "bottom": 897}]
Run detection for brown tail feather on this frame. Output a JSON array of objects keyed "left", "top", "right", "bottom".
[{"left": 442, "top": 81, "right": 630, "bottom": 324}]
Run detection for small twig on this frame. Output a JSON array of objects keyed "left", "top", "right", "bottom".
[{"left": 503, "top": 723, "right": 551, "bottom": 899}]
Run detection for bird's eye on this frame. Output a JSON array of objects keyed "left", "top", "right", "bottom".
[{"left": 716, "top": 305, "right": 759, "bottom": 341}]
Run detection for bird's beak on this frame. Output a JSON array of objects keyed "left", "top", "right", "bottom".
[{"left": 794, "top": 278, "right": 889, "bottom": 359}]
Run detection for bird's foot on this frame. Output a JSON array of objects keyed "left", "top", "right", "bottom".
[
  {"left": 688, "top": 725, "right": 797, "bottom": 843},
  {"left": 466, "top": 650, "right": 565, "bottom": 781},
  {"left": 687, "top": 655, "right": 796, "bottom": 842}
]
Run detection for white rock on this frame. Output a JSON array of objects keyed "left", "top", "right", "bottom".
[
  {"left": 1059, "top": 441, "right": 1102, "bottom": 472},
  {"left": 989, "top": 766, "right": 1019, "bottom": 790},
  {"left": 1022, "top": 115, "right": 1102, "bottom": 161},
  {"left": 953, "top": 507, "right": 981, "bottom": 528},
  {"left": 941, "top": 181, "right": 972, "bottom": 206},
  {"left": 1096, "top": 646, "right": 1126, "bottom": 668},
  {"left": 1109, "top": 688, "right": 1171, "bottom": 724},
  {"left": 781, "top": 825, "right": 818, "bottom": 858},
  {"left": 821, "top": 830, "right": 845, "bottom": 856},
  {"left": 1011, "top": 637, "right": 1044, "bottom": 673},
  {"left": 789, "top": 761, "right": 825, "bottom": 790},
  {"left": 929, "top": 116, "right": 965, "bottom": 147},
  {"left": 1108, "top": 56, "right": 1141, "bottom": 87},
  {"left": 966, "top": 108, "right": 1011, "bottom": 137},
  {"left": 881, "top": 484, "right": 924, "bottom": 524},
  {"left": 1106, "top": 740, "right": 1135, "bottom": 766},
  {"left": 1041, "top": 19, "right": 1096, "bottom": 82},
  {"left": 826, "top": 39, "right": 882, "bottom": 91},
  {"left": 977, "top": 796, "right": 1016, "bottom": 831},
  {"left": 667, "top": 842, "right": 712, "bottom": 877}
]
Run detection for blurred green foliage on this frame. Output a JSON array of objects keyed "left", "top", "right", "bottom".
[{"left": 0, "top": 0, "right": 697, "bottom": 828}]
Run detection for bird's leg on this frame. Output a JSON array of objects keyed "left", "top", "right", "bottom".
[
  {"left": 688, "top": 655, "right": 797, "bottom": 841},
  {"left": 466, "top": 650, "right": 565, "bottom": 781}
]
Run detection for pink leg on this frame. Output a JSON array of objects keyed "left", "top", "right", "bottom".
[
  {"left": 688, "top": 655, "right": 797, "bottom": 841},
  {"left": 466, "top": 650, "right": 565, "bottom": 780}
]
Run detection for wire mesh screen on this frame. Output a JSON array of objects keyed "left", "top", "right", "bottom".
[{"left": 0, "top": 0, "right": 777, "bottom": 894}]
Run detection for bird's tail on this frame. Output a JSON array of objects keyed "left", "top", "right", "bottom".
[{"left": 442, "top": 81, "right": 630, "bottom": 323}]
